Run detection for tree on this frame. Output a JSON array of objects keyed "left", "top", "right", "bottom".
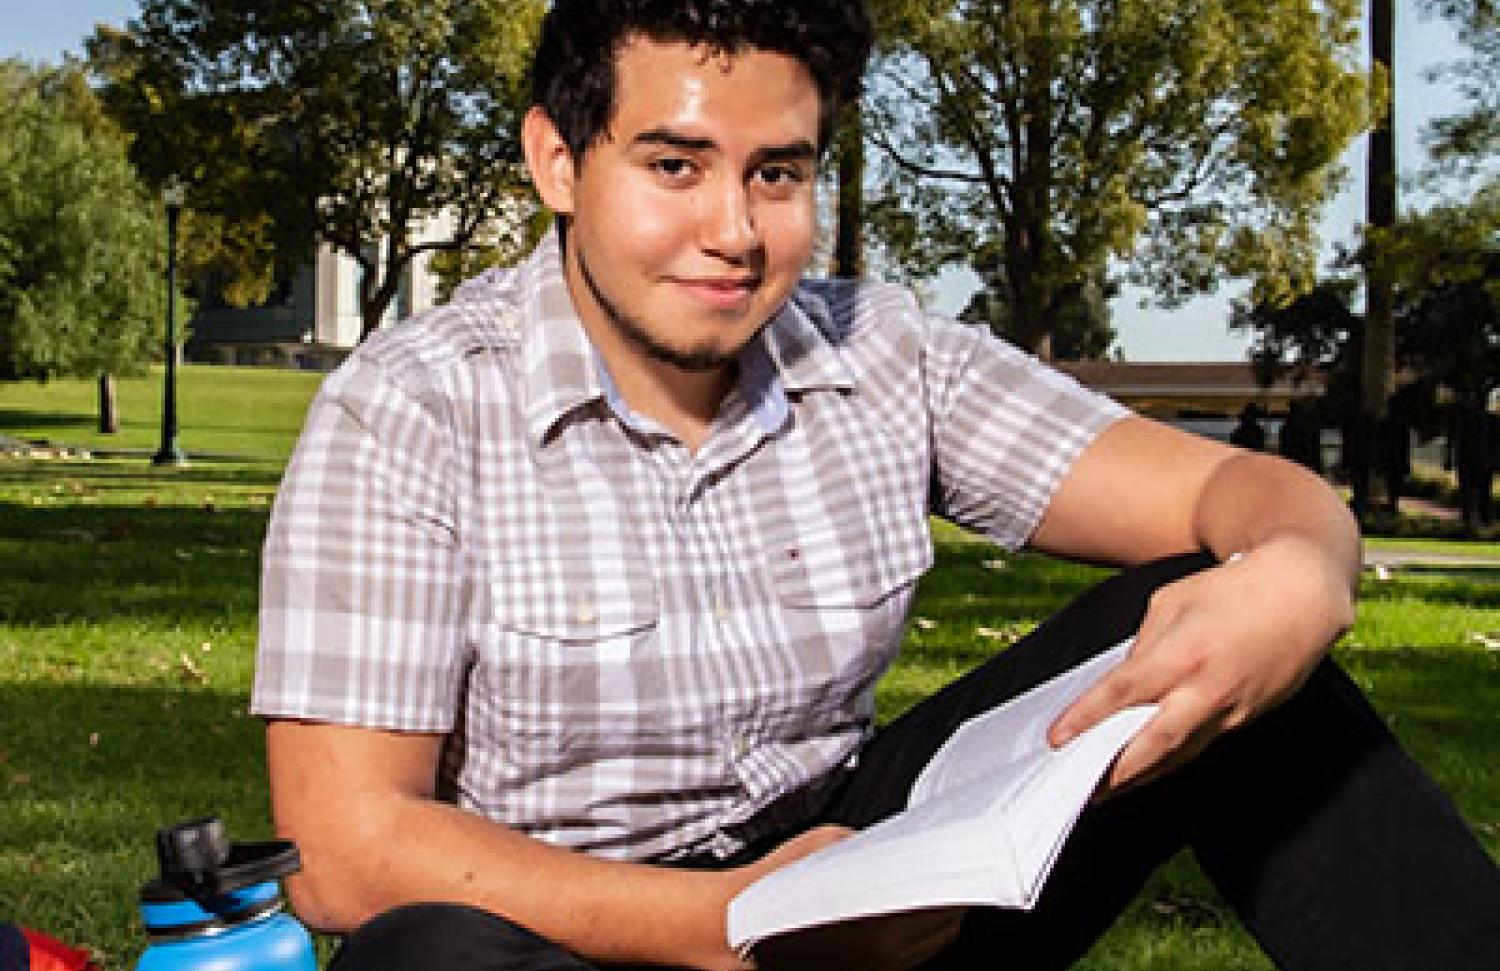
[
  {"left": 960, "top": 251, "right": 1117, "bottom": 359},
  {"left": 862, "top": 0, "right": 1371, "bottom": 358},
  {"left": 1231, "top": 278, "right": 1360, "bottom": 389},
  {"left": 0, "top": 60, "right": 165, "bottom": 382},
  {"left": 1423, "top": 0, "right": 1500, "bottom": 168},
  {"left": 90, "top": 0, "right": 544, "bottom": 341},
  {"left": 1384, "top": 189, "right": 1500, "bottom": 530}
]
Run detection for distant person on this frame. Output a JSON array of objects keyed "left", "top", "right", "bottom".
[
  {"left": 1229, "top": 403, "right": 1267, "bottom": 451},
  {"left": 1278, "top": 400, "right": 1324, "bottom": 474}
]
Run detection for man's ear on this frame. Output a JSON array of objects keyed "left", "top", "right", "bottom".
[{"left": 522, "top": 106, "right": 578, "bottom": 216}]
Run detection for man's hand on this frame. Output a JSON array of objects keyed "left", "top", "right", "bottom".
[{"left": 1049, "top": 535, "right": 1355, "bottom": 794}]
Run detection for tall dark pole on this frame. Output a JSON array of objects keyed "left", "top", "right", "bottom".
[
  {"left": 1356, "top": 0, "right": 1396, "bottom": 517},
  {"left": 153, "top": 177, "right": 187, "bottom": 466}
]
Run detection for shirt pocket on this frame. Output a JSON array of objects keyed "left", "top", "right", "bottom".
[
  {"left": 761, "top": 493, "right": 933, "bottom": 726},
  {"left": 479, "top": 560, "right": 663, "bottom": 768}
]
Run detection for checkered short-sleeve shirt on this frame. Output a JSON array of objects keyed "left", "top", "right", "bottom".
[{"left": 252, "top": 235, "right": 1127, "bottom": 861}]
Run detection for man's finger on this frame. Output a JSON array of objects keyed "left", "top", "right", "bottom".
[
  {"left": 1049, "top": 648, "right": 1177, "bottom": 748},
  {"left": 1102, "top": 696, "right": 1227, "bottom": 794}
]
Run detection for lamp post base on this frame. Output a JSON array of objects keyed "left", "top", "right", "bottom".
[{"left": 152, "top": 442, "right": 187, "bottom": 466}]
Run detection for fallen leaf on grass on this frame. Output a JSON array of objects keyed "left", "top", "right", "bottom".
[
  {"left": 913, "top": 617, "right": 937, "bottom": 631},
  {"left": 981, "top": 559, "right": 1008, "bottom": 571},
  {"left": 88, "top": 732, "right": 101, "bottom": 748},
  {"left": 1466, "top": 632, "right": 1500, "bottom": 652},
  {"left": 178, "top": 652, "right": 208, "bottom": 683},
  {"left": 174, "top": 549, "right": 194, "bottom": 562}
]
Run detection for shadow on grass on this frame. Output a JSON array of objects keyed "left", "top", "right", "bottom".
[
  {"left": 0, "top": 462, "right": 283, "bottom": 490},
  {"left": 0, "top": 500, "right": 269, "bottom": 626},
  {"left": 0, "top": 407, "right": 100, "bottom": 432}
]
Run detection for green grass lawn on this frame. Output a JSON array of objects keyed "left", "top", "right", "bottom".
[
  {"left": 0, "top": 365, "right": 325, "bottom": 462},
  {"left": 0, "top": 372, "right": 1496, "bottom": 970}
]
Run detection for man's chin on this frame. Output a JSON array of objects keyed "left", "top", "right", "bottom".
[{"left": 648, "top": 343, "right": 739, "bottom": 373}]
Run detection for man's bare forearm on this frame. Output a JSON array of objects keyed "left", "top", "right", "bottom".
[
  {"left": 266, "top": 720, "right": 841, "bottom": 971},
  {"left": 291, "top": 792, "right": 745, "bottom": 968},
  {"left": 1190, "top": 450, "right": 1361, "bottom": 625}
]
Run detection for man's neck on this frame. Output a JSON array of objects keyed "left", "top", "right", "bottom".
[{"left": 609, "top": 351, "right": 736, "bottom": 454}]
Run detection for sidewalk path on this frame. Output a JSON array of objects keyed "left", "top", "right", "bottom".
[{"left": 1364, "top": 547, "right": 1500, "bottom": 571}]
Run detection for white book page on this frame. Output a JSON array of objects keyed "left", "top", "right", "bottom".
[
  {"left": 727, "top": 641, "right": 1154, "bottom": 950},
  {"left": 909, "top": 640, "right": 1137, "bottom": 806}
]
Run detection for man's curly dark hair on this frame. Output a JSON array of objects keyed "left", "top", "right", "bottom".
[{"left": 530, "top": 0, "right": 873, "bottom": 162}]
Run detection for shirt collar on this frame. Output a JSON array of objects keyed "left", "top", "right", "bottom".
[
  {"left": 519, "top": 232, "right": 854, "bottom": 447},
  {"left": 760, "top": 288, "right": 856, "bottom": 395},
  {"left": 520, "top": 232, "right": 610, "bottom": 446}
]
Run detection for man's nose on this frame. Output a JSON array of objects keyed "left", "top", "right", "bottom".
[{"left": 700, "top": 180, "right": 759, "bottom": 258}]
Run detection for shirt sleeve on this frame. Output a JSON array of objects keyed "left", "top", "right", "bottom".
[
  {"left": 252, "top": 351, "right": 471, "bottom": 731},
  {"left": 923, "top": 315, "right": 1130, "bottom": 549}
]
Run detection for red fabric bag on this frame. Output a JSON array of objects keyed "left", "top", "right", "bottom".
[{"left": 0, "top": 924, "right": 97, "bottom": 971}]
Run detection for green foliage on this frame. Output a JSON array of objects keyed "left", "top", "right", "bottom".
[
  {"left": 1423, "top": 0, "right": 1500, "bottom": 168},
  {"left": 864, "top": 0, "right": 1370, "bottom": 354},
  {"left": 0, "top": 61, "right": 166, "bottom": 381},
  {"left": 429, "top": 204, "right": 554, "bottom": 305},
  {"left": 89, "top": 0, "right": 546, "bottom": 338},
  {"left": 1230, "top": 277, "right": 1359, "bottom": 388}
]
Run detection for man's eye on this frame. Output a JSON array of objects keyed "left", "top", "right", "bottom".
[
  {"left": 651, "top": 157, "right": 694, "bottom": 179},
  {"left": 757, "top": 165, "right": 805, "bottom": 186}
]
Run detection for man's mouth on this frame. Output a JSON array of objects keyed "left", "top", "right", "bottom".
[{"left": 674, "top": 275, "right": 761, "bottom": 309}]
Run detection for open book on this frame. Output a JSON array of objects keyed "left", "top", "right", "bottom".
[{"left": 727, "top": 640, "right": 1153, "bottom": 953}]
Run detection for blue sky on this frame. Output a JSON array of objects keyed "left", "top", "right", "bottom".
[{"left": 2, "top": 1, "right": 1475, "bottom": 360}]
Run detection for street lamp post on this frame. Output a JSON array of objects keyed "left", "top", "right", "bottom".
[{"left": 153, "top": 176, "right": 187, "bottom": 466}]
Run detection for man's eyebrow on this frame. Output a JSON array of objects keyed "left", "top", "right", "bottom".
[
  {"left": 633, "top": 128, "right": 717, "bottom": 152},
  {"left": 631, "top": 128, "right": 817, "bottom": 164},
  {"left": 755, "top": 140, "right": 818, "bottom": 165}
]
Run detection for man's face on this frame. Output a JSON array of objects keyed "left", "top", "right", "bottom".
[{"left": 529, "top": 37, "right": 822, "bottom": 373}]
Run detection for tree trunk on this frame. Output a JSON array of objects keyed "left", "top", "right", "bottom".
[
  {"left": 358, "top": 262, "right": 401, "bottom": 342},
  {"left": 832, "top": 103, "right": 865, "bottom": 279},
  {"left": 98, "top": 372, "right": 118, "bottom": 434},
  {"left": 1358, "top": 0, "right": 1397, "bottom": 520}
]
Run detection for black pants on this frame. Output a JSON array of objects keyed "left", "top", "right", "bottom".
[{"left": 329, "top": 553, "right": 1500, "bottom": 970}]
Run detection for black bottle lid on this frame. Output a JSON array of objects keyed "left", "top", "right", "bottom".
[{"left": 143, "top": 817, "right": 302, "bottom": 903}]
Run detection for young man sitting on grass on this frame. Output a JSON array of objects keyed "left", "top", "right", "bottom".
[{"left": 252, "top": 1, "right": 1500, "bottom": 967}]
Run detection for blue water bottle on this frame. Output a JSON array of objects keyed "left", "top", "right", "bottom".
[{"left": 135, "top": 817, "right": 317, "bottom": 971}]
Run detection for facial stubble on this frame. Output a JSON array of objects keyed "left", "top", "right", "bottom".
[{"left": 575, "top": 244, "right": 750, "bottom": 374}]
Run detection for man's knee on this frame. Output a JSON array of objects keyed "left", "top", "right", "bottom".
[{"left": 328, "top": 902, "right": 597, "bottom": 971}]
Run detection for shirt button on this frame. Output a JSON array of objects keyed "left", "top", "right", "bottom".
[
  {"left": 573, "top": 602, "right": 597, "bottom": 626},
  {"left": 733, "top": 734, "right": 751, "bottom": 759},
  {"left": 712, "top": 598, "right": 729, "bottom": 622}
]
